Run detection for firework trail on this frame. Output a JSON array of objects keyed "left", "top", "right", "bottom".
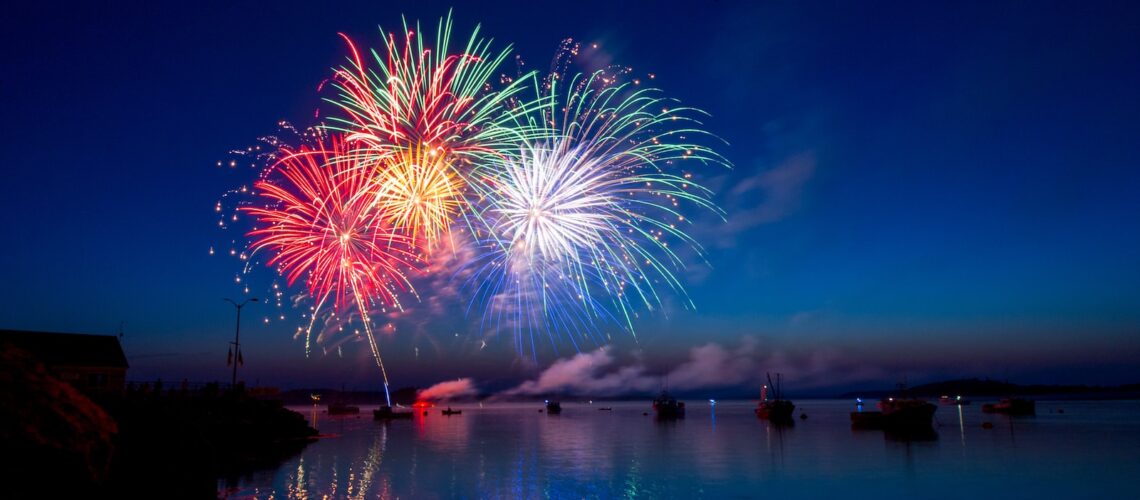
[
  {"left": 464, "top": 63, "right": 728, "bottom": 357},
  {"left": 324, "top": 13, "right": 536, "bottom": 249},
  {"left": 241, "top": 135, "right": 419, "bottom": 404}
]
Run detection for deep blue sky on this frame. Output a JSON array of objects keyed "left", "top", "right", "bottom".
[{"left": 3, "top": 1, "right": 1138, "bottom": 392}]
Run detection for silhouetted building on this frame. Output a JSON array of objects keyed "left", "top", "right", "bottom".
[{"left": 0, "top": 329, "right": 129, "bottom": 393}]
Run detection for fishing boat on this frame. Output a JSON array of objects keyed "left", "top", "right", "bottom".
[
  {"left": 755, "top": 373, "right": 795, "bottom": 421},
  {"left": 982, "top": 398, "right": 1036, "bottom": 415},
  {"left": 373, "top": 405, "right": 414, "bottom": 420},
  {"left": 652, "top": 391, "right": 685, "bottom": 418},
  {"left": 441, "top": 407, "right": 462, "bottom": 416},
  {"left": 851, "top": 385, "right": 936, "bottom": 429},
  {"left": 877, "top": 397, "right": 937, "bottom": 425},
  {"left": 545, "top": 400, "right": 562, "bottom": 414}
]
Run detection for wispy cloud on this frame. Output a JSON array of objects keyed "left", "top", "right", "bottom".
[{"left": 704, "top": 152, "right": 815, "bottom": 248}]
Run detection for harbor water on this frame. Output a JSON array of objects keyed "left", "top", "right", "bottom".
[{"left": 220, "top": 399, "right": 1140, "bottom": 498}]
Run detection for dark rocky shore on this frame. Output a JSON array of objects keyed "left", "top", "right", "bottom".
[{"left": 1, "top": 346, "right": 316, "bottom": 499}]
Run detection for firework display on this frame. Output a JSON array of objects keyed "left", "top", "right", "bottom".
[
  {"left": 325, "top": 14, "right": 534, "bottom": 249},
  {"left": 462, "top": 70, "right": 726, "bottom": 354},
  {"left": 218, "top": 14, "right": 727, "bottom": 369},
  {"left": 240, "top": 136, "right": 418, "bottom": 402}
]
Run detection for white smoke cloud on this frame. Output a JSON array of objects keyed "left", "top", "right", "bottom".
[
  {"left": 500, "top": 338, "right": 766, "bottom": 397},
  {"left": 499, "top": 336, "right": 888, "bottom": 398},
  {"left": 418, "top": 378, "right": 478, "bottom": 401},
  {"left": 500, "top": 348, "right": 655, "bottom": 397}
]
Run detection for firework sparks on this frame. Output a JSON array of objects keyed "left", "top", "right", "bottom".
[
  {"left": 217, "top": 20, "right": 728, "bottom": 367},
  {"left": 324, "top": 13, "right": 536, "bottom": 249},
  {"left": 367, "top": 142, "right": 464, "bottom": 247},
  {"left": 465, "top": 69, "right": 727, "bottom": 355},
  {"left": 241, "top": 136, "right": 419, "bottom": 403}
]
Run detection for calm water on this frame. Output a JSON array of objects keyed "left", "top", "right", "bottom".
[{"left": 220, "top": 399, "right": 1140, "bottom": 498}]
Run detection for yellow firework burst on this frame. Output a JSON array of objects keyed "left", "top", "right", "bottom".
[{"left": 370, "top": 143, "right": 463, "bottom": 248}]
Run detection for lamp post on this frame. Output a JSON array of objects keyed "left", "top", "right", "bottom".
[{"left": 225, "top": 297, "right": 258, "bottom": 387}]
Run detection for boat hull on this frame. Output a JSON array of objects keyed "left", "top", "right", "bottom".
[{"left": 755, "top": 400, "right": 795, "bottom": 421}]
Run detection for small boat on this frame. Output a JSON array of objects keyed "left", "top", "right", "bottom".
[
  {"left": 441, "top": 407, "right": 462, "bottom": 416},
  {"left": 851, "top": 387, "right": 936, "bottom": 430},
  {"left": 652, "top": 391, "right": 685, "bottom": 418},
  {"left": 877, "top": 397, "right": 937, "bottom": 426},
  {"left": 373, "top": 405, "right": 413, "bottom": 420},
  {"left": 598, "top": 407, "right": 613, "bottom": 411},
  {"left": 755, "top": 373, "right": 795, "bottom": 421},
  {"left": 939, "top": 395, "right": 971, "bottom": 405},
  {"left": 327, "top": 401, "right": 360, "bottom": 415},
  {"left": 545, "top": 400, "right": 562, "bottom": 414},
  {"left": 982, "top": 398, "right": 1036, "bottom": 415}
]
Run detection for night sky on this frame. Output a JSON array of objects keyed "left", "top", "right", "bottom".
[{"left": 3, "top": 1, "right": 1138, "bottom": 393}]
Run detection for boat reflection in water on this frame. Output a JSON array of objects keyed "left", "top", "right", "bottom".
[{"left": 221, "top": 400, "right": 1140, "bottom": 498}]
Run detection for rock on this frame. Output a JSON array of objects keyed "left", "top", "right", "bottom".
[{"left": 0, "top": 344, "right": 118, "bottom": 496}]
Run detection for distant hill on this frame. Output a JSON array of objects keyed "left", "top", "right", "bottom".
[{"left": 840, "top": 378, "right": 1140, "bottom": 399}]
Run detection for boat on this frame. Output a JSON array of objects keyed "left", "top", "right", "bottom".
[
  {"left": 373, "top": 405, "right": 414, "bottom": 420},
  {"left": 327, "top": 401, "right": 360, "bottom": 415},
  {"left": 850, "top": 386, "right": 936, "bottom": 430},
  {"left": 545, "top": 400, "right": 562, "bottom": 414},
  {"left": 982, "top": 398, "right": 1036, "bottom": 415},
  {"left": 877, "top": 397, "right": 937, "bottom": 426},
  {"left": 754, "top": 373, "right": 795, "bottom": 421},
  {"left": 441, "top": 407, "right": 462, "bottom": 416},
  {"left": 652, "top": 391, "right": 685, "bottom": 418},
  {"left": 598, "top": 407, "right": 613, "bottom": 411},
  {"left": 939, "top": 395, "right": 971, "bottom": 405}
]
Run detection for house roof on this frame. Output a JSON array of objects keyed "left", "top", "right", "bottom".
[{"left": 0, "top": 330, "right": 129, "bottom": 369}]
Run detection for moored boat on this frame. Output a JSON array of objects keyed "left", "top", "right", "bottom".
[
  {"left": 982, "top": 398, "right": 1036, "bottom": 415},
  {"left": 652, "top": 391, "right": 685, "bottom": 418},
  {"left": 441, "top": 407, "right": 462, "bottom": 416},
  {"left": 544, "top": 400, "right": 562, "bottom": 414},
  {"left": 851, "top": 386, "right": 936, "bottom": 430},
  {"left": 755, "top": 373, "right": 795, "bottom": 421},
  {"left": 877, "top": 397, "right": 937, "bottom": 427}
]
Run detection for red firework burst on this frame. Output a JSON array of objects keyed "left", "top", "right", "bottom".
[{"left": 242, "top": 136, "right": 418, "bottom": 313}]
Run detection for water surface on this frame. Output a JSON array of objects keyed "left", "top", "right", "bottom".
[{"left": 220, "top": 399, "right": 1140, "bottom": 498}]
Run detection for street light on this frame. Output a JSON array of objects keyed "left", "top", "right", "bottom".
[{"left": 225, "top": 297, "right": 259, "bottom": 387}]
